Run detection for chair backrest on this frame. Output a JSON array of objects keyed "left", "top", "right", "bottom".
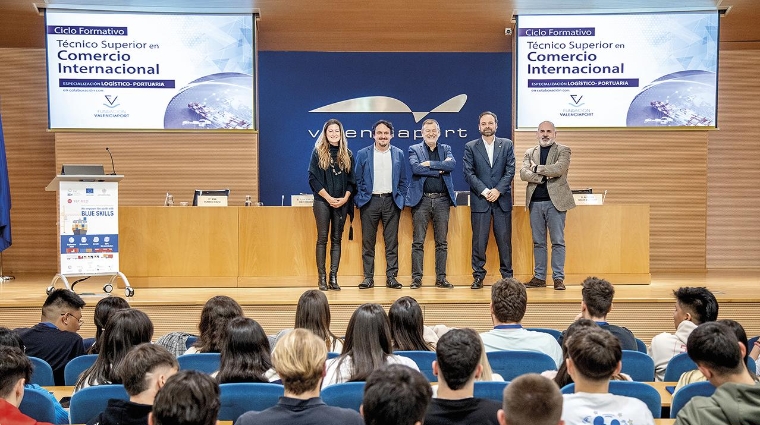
[
  {"left": 69, "top": 384, "right": 130, "bottom": 424},
  {"left": 64, "top": 354, "right": 99, "bottom": 385},
  {"left": 218, "top": 382, "right": 285, "bottom": 421},
  {"left": 664, "top": 352, "right": 698, "bottom": 382},
  {"left": 749, "top": 335, "right": 759, "bottom": 349},
  {"left": 28, "top": 356, "right": 55, "bottom": 386},
  {"left": 394, "top": 351, "right": 436, "bottom": 382},
  {"left": 185, "top": 335, "right": 198, "bottom": 349},
  {"left": 670, "top": 381, "right": 716, "bottom": 418},
  {"left": 621, "top": 350, "right": 655, "bottom": 381},
  {"left": 747, "top": 356, "right": 757, "bottom": 375},
  {"left": 321, "top": 382, "right": 366, "bottom": 411},
  {"left": 635, "top": 338, "right": 647, "bottom": 353},
  {"left": 177, "top": 352, "right": 221, "bottom": 374},
  {"left": 561, "top": 381, "right": 662, "bottom": 418},
  {"left": 486, "top": 350, "right": 557, "bottom": 381},
  {"left": 526, "top": 328, "right": 562, "bottom": 342},
  {"left": 473, "top": 381, "right": 510, "bottom": 402},
  {"left": 18, "top": 386, "right": 57, "bottom": 423}
]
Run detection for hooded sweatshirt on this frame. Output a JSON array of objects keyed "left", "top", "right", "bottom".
[
  {"left": 86, "top": 399, "right": 151, "bottom": 425},
  {"left": 650, "top": 320, "right": 697, "bottom": 381},
  {"left": 675, "top": 381, "right": 760, "bottom": 425}
]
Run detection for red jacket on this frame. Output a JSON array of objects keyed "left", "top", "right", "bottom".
[{"left": 0, "top": 399, "right": 54, "bottom": 425}]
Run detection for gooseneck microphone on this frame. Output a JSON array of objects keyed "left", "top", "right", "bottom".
[{"left": 106, "top": 147, "right": 117, "bottom": 175}]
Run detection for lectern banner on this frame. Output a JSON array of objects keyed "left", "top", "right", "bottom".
[{"left": 58, "top": 181, "right": 119, "bottom": 274}]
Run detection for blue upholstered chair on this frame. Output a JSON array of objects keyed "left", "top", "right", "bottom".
[
  {"left": 473, "top": 381, "right": 510, "bottom": 402},
  {"left": 218, "top": 382, "right": 285, "bottom": 421},
  {"left": 69, "top": 384, "right": 130, "bottom": 424},
  {"left": 636, "top": 338, "right": 647, "bottom": 353},
  {"left": 526, "top": 327, "right": 562, "bottom": 342},
  {"left": 394, "top": 350, "right": 437, "bottom": 382},
  {"left": 664, "top": 352, "right": 698, "bottom": 382},
  {"left": 18, "top": 386, "right": 57, "bottom": 423},
  {"left": 177, "top": 352, "right": 221, "bottom": 374},
  {"left": 321, "top": 382, "right": 366, "bottom": 412},
  {"left": 561, "top": 381, "right": 662, "bottom": 418},
  {"left": 670, "top": 381, "right": 716, "bottom": 418},
  {"left": 621, "top": 350, "right": 656, "bottom": 381},
  {"left": 486, "top": 350, "right": 557, "bottom": 381},
  {"left": 327, "top": 351, "right": 340, "bottom": 360},
  {"left": 28, "top": 356, "right": 55, "bottom": 386},
  {"left": 64, "top": 354, "right": 98, "bottom": 385}
]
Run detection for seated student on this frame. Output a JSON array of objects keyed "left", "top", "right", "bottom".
[
  {"left": 362, "top": 364, "right": 432, "bottom": 425},
  {"left": 425, "top": 328, "right": 501, "bottom": 425},
  {"left": 650, "top": 286, "right": 718, "bottom": 381},
  {"left": 88, "top": 296, "right": 130, "bottom": 354},
  {"left": 674, "top": 322, "right": 760, "bottom": 425},
  {"left": 557, "top": 277, "right": 637, "bottom": 351},
  {"left": 271, "top": 290, "right": 344, "bottom": 353},
  {"left": 0, "top": 327, "right": 68, "bottom": 424},
  {"left": 185, "top": 295, "right": 244, "bottom": 354},
  {"left": 389, "top": 296, "right": 436, "bottom": 351},
  {"left": 561, "top": 327, "right": 655, "bottom": 425},
  {"left": 236, "top": 329, "right": 363, "bottom": 425},
  {"left": 0, "top": 346, "right": 54, "bottom": 425},
  {"left": 499, "top": 374, "right": 564, "bottom": 425},
  {"left": 479, "top": 278, "right": 563, "bottom": 367},
  {"left": 15, "top": 288, "right": 86, "bottom": 385},
  {"left": 87, "top": 343, "right": 179, "bottom": 425},
  {"left": 215, "top": 317, "right": 278, "bottom": 383},
  {"left": 322, "top": 304, "right": 419, "bottom": 388},
  {"left": 148, "top": 370, "right": 220, "bottom": 425}
]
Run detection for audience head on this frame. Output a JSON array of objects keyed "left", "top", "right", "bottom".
[
  {"left": 491, "top": 278, "right": 527, "bottom": 324},
  {"left": 554, "top": 319, "right": 599, "bottom": 387},
  {"left": 362, "top": 364, "right": 432, "bottom": 425},
  {"left": 0, "top": 346, "right": 31, "bottom": 406},
  {"left": 217, "top": 317, "right": 272, "bottom": 384},
  {"left": 687, "top": 321, "right": 747, "bottom": 381},
  {"left": 435, "top": 328, "right": 482, "bottom": 390},
  {"left": 717, "top": 319, "right": 751, "bottom": 363},
  {"left": 272, "top": 328, "right": 327, "bottom": 395},
  {"left": 41, "top": 288, "right": 86, "bottom": 332},
  {"left": 0, "top": 327, "right": 24, "bottom": 350},
  {"left": 389, "top": 296, "right": 431, "bottom": 352},
  {"left": 340, "top": 303, "right": 393, "bottom": 382},
  {"left": 581, "top": 276, "right": 615, "bottom": 319},
  {"left": 672, "top": 287, "right": 719, "bottom": 328},
  {"left": 295, "top": 289, "right": 338, "bottom": 351},
  {"left": 89, "top": 296, "right": 130, "bottom": 354},
  {"left": 117, "top": 343, "right": 178, "bottom": 401},
  {"left": 566, "top": 326, "right": 622, "bottom": 382},
  {"left": 499, "top": 374, "right": 563, "bottom": 425},
  {"left": 195, "top": 295, "right": 244, "bottom": 353},
  {"left": 149, "top": 370, "right": 220, "bottom": 425}
]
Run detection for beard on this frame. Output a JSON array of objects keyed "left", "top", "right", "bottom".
[
  {"left": 539, "top": 137, "right": 555, "bottom": 147},
  {"left": 480, "top": 128, "right": 495, "bottom": 137}
]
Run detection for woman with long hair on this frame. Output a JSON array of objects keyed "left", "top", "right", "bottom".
[
  {"left": 389, "top": 296, "right": 434, "bottom": 351},
  {"left": 322, "top": 303, "right": 419, "bottom": 388},
  {"left": 271, "top": 290, "right": 343, "bottom": 353},
  {"left": 186, "top": 295, "right": 244, "bottom": 354},
  {"left": 88, "top": 296, "right": 130, "bottom": 354},
  {"left": 308, "top": 118, "right": 355, "bottom": 291},
  {"left": 216, "top": 317, "right": 277, "bottom": 384},
  {"left": 74, "top": 308, "right": 154, "bottom": 391}
]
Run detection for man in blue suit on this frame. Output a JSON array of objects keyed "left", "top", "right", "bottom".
[
  {"left": 354, "top": 120, "right": 409, "bottom": 289},
  {"left": 463, "top": 111, "right": 515, "bottom": 289},
  {"left": 405, "top": 119, "right": 456, "bottom": 289}
]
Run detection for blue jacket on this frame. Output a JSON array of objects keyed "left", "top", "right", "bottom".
[
  {"left": 405, "top": 142, "right": 456, "bottom": 207},
  {"left": 463, "top": 137, "right": 515, "bottom": 213},
  {"left": 354, "top": 144, "right": 409, "bottom": 210}
]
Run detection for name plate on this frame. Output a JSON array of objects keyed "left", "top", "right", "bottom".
[
  {"left": 573, "top": 194, "right": 604, "bottom": 205},
  {"left": 197, "top": 195, "right": 228, "bottom": 206},
  {"left": 291, "top": 194, "right": 315, "bottom": 206}
]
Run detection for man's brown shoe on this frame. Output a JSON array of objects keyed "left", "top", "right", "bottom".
[
  {"left": 553, "top": 279, "right": 566, "bottom": 290},
  {"left": 524, "top": 277, "right": 547, "bottom": 288}
]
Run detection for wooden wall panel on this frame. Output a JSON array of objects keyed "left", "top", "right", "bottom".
[
  {"left": 706, "top": 50, "right": 760, "bottom": 268},
  {"left": 513, "top": 130, "right": 707, "bottom": 271}
]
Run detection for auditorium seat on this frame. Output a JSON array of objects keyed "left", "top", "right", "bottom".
[
  {"left": 64, "top": 354, "right": 98, "bottom": 385},
  {"left": 393, "top": 350, "right": 436, "bottom": 382},
  {"left": 663, "top": 352, "right": 697, "bottom": 382},
  {"left": 670, "top": 381, "right": 715, "bottom": 418},
  {"left": 28, "top": 356, "right": 55, "bottom": 386},
  {"left": 70, "top": 384, "right": 129, "bottom": 424},
  {"left": 621, "top": 350, "right": 655, "bottom": 381},
  {"left": 218, "top": 382, "right": 284, "bottom": 421},
  {"left": 486, "top": 350, "right": 556, "bottom": 381},
  {"left": 18, "top": 386, "right": 56, "bottom": 423},
  {"left": 177, "top": 352, "right": 221, "bottom": 374},
  {"left": 321, "top": 382, "right": 365, "bottom": 411}
]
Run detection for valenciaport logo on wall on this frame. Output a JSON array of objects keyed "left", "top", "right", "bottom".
[{"left": 258, "top": 52, "right": 512, "bottom": 206}]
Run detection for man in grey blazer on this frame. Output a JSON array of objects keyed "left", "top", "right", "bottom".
[
  {"left": 519, "top": 121, "right": 575, "bottom": 290},
  {"left": 463, "top": 111, "right": 515, "bottom": 289}
]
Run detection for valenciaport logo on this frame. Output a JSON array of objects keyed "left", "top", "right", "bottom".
[
  {"left": 103, "top": 95, "right": 120, "bottom": 108},
  {"left": 568, "top": 94, "right": 585, "bottom": 107},
  {"left": 309, "top": 94, "right": 467, "bottom": 123}
]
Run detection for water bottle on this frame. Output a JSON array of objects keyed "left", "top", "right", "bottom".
[
  {"left": 164, "top": 193, "right": 174, "bottom": 206},
  {"left": 244, "top": 195, "right": 252, "bottom": 207}
]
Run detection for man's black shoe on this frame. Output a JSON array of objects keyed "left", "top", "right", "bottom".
[
  {"left": 410, "top": 278, "right": 422, "bottom": 289},
  {"left": 471, "top": 278, "right": 484, "bottom": 289},
  {"left": 435, "top": 279, "right": 454, "bottom": 289},
  {"left": 358, "top": 278, "right": 374, "bottom": 289},
  {"left": 386, "top": 277, "right": 403, "bottom": 289}
]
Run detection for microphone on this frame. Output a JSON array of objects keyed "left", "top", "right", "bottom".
[{"left": 105, "top": 147, "right": 116, "bottom": 175}]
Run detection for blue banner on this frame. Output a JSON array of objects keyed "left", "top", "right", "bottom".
[
  {"left": 0, "top": 107, "right": 11, "bottom": 251},
  {"left": 258, "top": 52, "right": 512, "bottom": 206}
]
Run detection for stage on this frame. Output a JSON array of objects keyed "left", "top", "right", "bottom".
[{"left": 0, "top": 270, "right": 758, "bottom": 346}]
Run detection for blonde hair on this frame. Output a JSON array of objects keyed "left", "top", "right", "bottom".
[
  {"left": 271, "top": 328, "right": 327, "bottom": 394},
  {"left": 316, "top": 119, "right": 351, "bottom": 171},
  {"left": 477, "top": 337, "right": 495, "bottom": 381}
]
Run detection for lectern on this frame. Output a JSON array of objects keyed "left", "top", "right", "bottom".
[{"left": 45, "top": 172, "right": 134, "bottom": 297}]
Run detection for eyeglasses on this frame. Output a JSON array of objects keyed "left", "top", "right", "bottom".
[{"left": 61, "top": 312, "right": 84, "bottom": 325}]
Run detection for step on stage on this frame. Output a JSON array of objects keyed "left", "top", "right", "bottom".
[{"left": 0, "top": 271, "right": 757, "bottom": 345}]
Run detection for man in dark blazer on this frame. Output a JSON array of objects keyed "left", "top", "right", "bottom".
[
  {"left": 405, "top": 119, "right": 456, "bottom": 289},
  {"left": 354, "top": 120, "right": 409, "bottom": 289},
  {"left": 463, "top": 111, "right": 515, "bottom": 289}
]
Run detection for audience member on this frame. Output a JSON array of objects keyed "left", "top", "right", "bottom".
[
  {"left": 272, "top": 290, "right": 343, "bottom": 353},
  {"left": 0, "top": 346, "right": 54, "bottom": 425},
  {"left": 185, "top": 295, "right": 243, "bottom": 354},
  {"left": 426, "top": 328, "right": 501, "bottom": 425},
  {"left": 650, "top": 287, "right": 719, "bottom": 381},
  {"left": 479, "top": 278, "right": 563, "bottom": 367},
  {"left": 88, "top": 296, "right": 130, "bottom": 354},
  {"left": 15, "top": 288, "right": 86, "bottom": 385},
  {"left": 237, "top": 329, "right": 363, "bottom": 425},
  {"left": 751, "top": 337, "right": 760, "bottom": 375},
  {"left": 75, "top": 309, "right": 154, "bottom": 391},
  {"left": 87, "top": 343, "right": 179, "bottom": 425},
  {"left": 323, "top": 303, "right": 419, "bottom": 388},
  {"left": 0, "top": 327, "right": 67, "bottom": 424},
  {"left": 389, "top": 296, "right": 436, "bottom": 351},
  {"left": 148, "top": 370, "right": 220, "bottom": 425},
  {"left": 674, "top": 321, "right": 760, "bottom": 424},
  {"left": 557, "top": 277, "right": 637, "bottom": 351},
  {"left": 561, "top": 327, "right": 654, "bottom": 425},
  {"left": 216, "top": 317, "right": 277, "bottom": 383},
  {"left": 499, "top": 373, "right": 563, "bottom": 425},
  {"left": 361, "top": 364, "right": 432, "bottom": 425}
]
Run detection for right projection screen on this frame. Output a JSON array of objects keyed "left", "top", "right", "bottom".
[{"left": 515, "top": 10, "right": 719, "bottom": 129}]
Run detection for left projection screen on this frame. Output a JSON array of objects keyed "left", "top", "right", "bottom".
[{"left": 45, "top": 9, "right": 255, "bottom": 130}]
